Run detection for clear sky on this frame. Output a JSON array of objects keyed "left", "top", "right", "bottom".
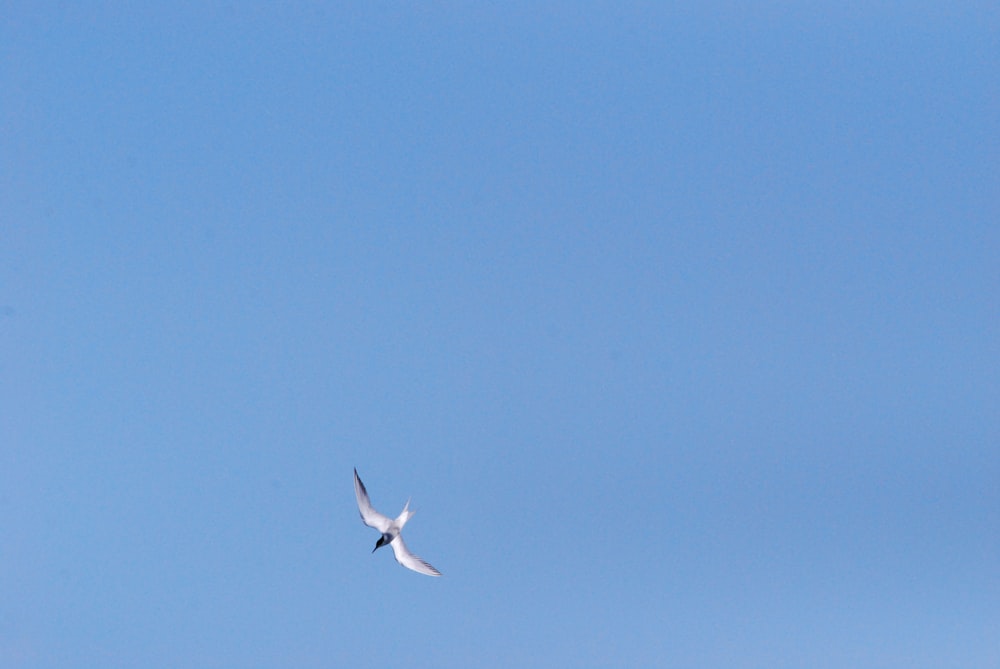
[{"left": 2, "top": 3, "right": 998, "bottom": 668}]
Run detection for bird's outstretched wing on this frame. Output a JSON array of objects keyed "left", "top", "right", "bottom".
[
  {"left": 354, "top": 468, "right": 392, "bottom": 533},
  {"left": 389, "top": 535, "right": 441, "bottom": 577}
]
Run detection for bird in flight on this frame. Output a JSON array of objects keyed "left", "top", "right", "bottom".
[{"left": 353, "top": 468, "right": 441, "bottom": 577}]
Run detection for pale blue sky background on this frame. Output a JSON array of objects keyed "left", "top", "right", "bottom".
[{"left": 2, "top": 3, "right": 998, "bottom": 668}]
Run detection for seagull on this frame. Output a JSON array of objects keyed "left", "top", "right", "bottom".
[{"left": 353, "top": 468, "right": 441, "bottom": 577}]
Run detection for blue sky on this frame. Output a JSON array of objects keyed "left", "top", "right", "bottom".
[{"left": 2, "top": 3, "right": 998, "bottom": 667}]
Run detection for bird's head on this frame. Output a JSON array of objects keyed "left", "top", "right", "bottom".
[{"left": 373, "top": 534, "right": 389, "bottom": 553}]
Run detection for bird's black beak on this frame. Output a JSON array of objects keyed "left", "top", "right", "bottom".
[{"left": 373, "top": 537, "right": 384, "bottom": 553}]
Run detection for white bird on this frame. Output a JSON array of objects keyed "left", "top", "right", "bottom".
[{"left": 353, "top": 468, "right": 441, "bottom": 577}]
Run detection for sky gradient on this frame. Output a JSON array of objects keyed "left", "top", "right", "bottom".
[{"left": 2, "top": 3, "right": 998, "bottom": 668}]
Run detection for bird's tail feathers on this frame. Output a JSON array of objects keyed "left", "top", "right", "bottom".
[{"left": 396, "top": 497, "right": 415, "bottom": 527}]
